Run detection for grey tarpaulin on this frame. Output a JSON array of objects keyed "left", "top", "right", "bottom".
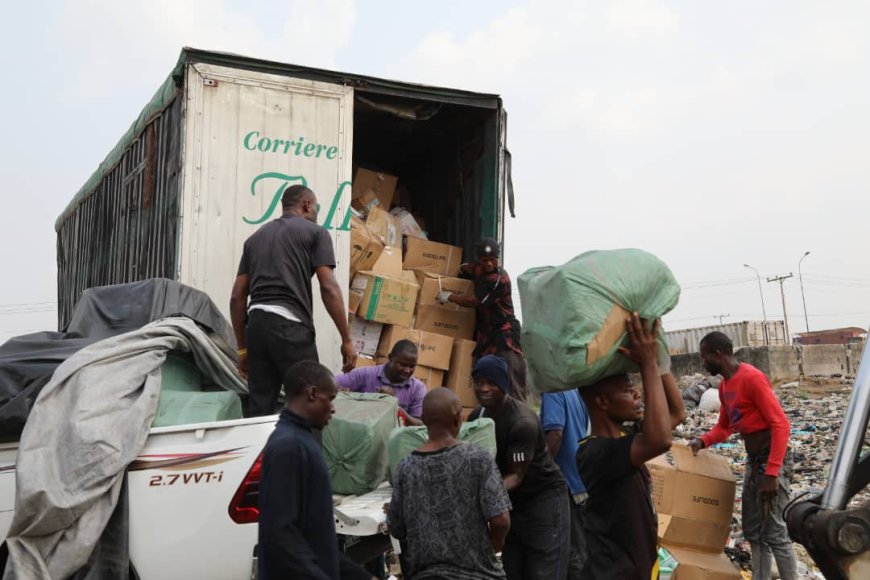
[{"left": 2, "top": 317, "right": 247, "bottom": 580}]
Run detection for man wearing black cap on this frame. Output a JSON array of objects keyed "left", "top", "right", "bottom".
[
  {"left": 467, "top": 355, "right": 569, "bottom": 580},
  {"left": 439, "top": 237, "right": 528, "bottom": 402}
]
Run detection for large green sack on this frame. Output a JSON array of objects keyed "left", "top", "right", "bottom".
[
  {"left": 152, "top": 390, "right": 243, "bottom": 427},
  {"left": 518, "top": 248, "right": 680, "bottom": 391},
  {"left": 386, "top": 418, "right": 497, "bottom": 483},
  {"left": 323, "top": 392, "right": 398, "bottom": 495}
]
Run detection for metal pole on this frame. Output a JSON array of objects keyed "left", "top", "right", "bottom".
[
  {"left": 745, "top": 264, "right": 769, "bottom": 345},
  {"left": 798, "top": 251, "right": 811, "bottom": 334},
  {"left": 767, "top": 274, "right": 794, "bottom": 345},
  {"left": 821, "top": 335, "right": 870, "bottom": 509}
]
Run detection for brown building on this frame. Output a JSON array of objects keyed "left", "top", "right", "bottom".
[{"left": 795, "top": 327, "right": 867, "bottom": 345}]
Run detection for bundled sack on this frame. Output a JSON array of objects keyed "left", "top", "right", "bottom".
[
  {"left": 386, "top": 418, "right": 497, "bottom": 483},
  {"left": 323, "top": 392, "right": 398, "bottom": 495},
  {"left": 518, "top": 248, "right": 680, "bottom": 391}
]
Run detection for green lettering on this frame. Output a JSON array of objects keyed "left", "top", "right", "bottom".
[
  {"left": 243, "top": 172, "right": 308, "bottom": 225},
  {"left": 295, "top": 137, "right": 305, "bottom": 156},
  {"left": 322, "top": 181, "right": 352, "bottom": 231},
  {"left": 325, "top": 146, "right": 338, "bottom": 160},
  {"left": 283, "top": 140, "right": 295, "bottom": 154},
  {"left": 257, "top": 137, "right": 271, "bottom": 152},
  {"left": 271, "top": 139, "right": 285, "bottom": 153},
  {"left": 315, "top": 144, "right": 326, "bottom": 158},
  {"left": 303, "top": 143, "right": 316, "bottom": 157},
  {"left": 243, "top": 131, "right": 259, "bottom": 150}
]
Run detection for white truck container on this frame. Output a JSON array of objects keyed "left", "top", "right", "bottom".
[
  {"left": 665, "top": 320, "right": 788, "bottom": 354},
  {"left": 55, "top": 47, "right": 513, "bottom": 373}
]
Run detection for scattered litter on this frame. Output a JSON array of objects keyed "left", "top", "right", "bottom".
[{"left": 699, "top": 388, "right": 720, "bottom": 412}]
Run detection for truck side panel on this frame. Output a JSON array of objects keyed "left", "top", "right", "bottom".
[{"left": 178, "top": 63, "right": 354, "bottom": 372}]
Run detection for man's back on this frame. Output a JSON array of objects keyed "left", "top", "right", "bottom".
[
  {"left": 239, "top": 215, "right": 335, "bottom": 328},
  {"left": 389, "top": 443, "right": 510, "bottom": 579}
]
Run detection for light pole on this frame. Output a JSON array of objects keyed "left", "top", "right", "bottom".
[
  {"left": 767, "top": 274, "right": 794, "bottom": 345},
  {"left": 744, "top": 264, "right": 769, "bottom": 345},
  {"left": 798, "top": 251, "right": 811, "bottom": 334}
]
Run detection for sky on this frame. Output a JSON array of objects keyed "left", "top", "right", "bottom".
[{"left": 1, "top": 0, "right": 869, "bottom": 345}]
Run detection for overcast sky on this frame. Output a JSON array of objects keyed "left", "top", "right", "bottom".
[{"left": 1, "top": 0, "right": 869, "bottom": 345}]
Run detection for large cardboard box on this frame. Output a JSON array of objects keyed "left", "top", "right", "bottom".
[
  {"left": 353, "top": 270, "right": 420, "bottom": 327},
  {"left": 647, "top": 445, "right": 737, "bottom": 553},
  {"left": 446, "top": 339, "right": 477, "bottom": 407},
  {"left": 377, "top": 325, "right": 454, "bottom": 371},
  {"left": 352, "top": 168, "right": 398, "bottom": 210},
  {"left": 413, "top": 365, "right": 445, "bottom": 389},
  {"left": 348, "top": 289, "right": 364, "bottom": 314},
  {"left": 403, "top": 237, "right": 463, "bottom": 277},
  {"left": 355, "top": 355, "right": 378, "bottom": 369},
  {"left": 414, "top": 271, "right": 475, "bottom": 309},
  {"left": 370, "top": 245, "right": 402, "bottom": 277},
  {"left": 665, "top": 545, "right": 740, "bottom": 579},
  {"left": 349, "top": 318, "right": 385, "bottom": 357},
  {"left": 366, "top": 206, "right": 402, "bottom": 248},
  {"left": 350, "top": 215, "right": 384, "bottom": 277},
  {"left": 414, "top": 304, "right": 476, "bottom": 340}
]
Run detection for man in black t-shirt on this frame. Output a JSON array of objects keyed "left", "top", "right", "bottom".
[
  {"left": 468, "top": 355, "right": 569, "bottom": 580},
  {"left": 576, "top": 314, "right": 685, "bottom": 580},
  {"left": 230, "top": 185, "right": 357, "bottom": 416}
]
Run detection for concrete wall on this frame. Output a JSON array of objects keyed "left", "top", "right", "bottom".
[{"left": 669, "top": 340, "right": 867, "bottom": 381}]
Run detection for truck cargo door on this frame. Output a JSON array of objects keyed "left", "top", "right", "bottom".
[{"left": 177, "top": 63, "right": 354, "bottom": 373}]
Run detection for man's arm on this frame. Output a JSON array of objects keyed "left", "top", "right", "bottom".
[
  {"left": 478, "top": 452, "right": 512, "bottom": 553},
  {"left": 540, "top": 393, "right": 567, "bottom": 458},
  {"left": 386, "top": 470, "right": 407, "bottom": 541},
  {"left": 749, "top": 376, "right": 791, "bottom": 477},
  {"left": 618, "top": 315, "right": 672, "bottom": 467},
  {"left": 488, "top": 512, "right": 511, "bottom": 553},
  {"left": 545, "top": 430, "right": 564, "bottom": 458},
  {"left": 691, "top": 394, "right": 733, "bottom": 454},
  {"left": 447, "top": 293, "right": 480, "bottom": 309},
  {"left": 661, "top": 372, "right": 687, "bottom": 429},
  {"left": 315, "top": 265, "right": 357, "bottom": 372},
  {"left": 229, "top": 274, "right": 249, "bottom": 378},
  {"left": 502, "top": 421, "right": 537, "bottom": 492}
]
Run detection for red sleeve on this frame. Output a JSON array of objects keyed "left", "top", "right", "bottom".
[
  {"left": 747, "top": 374, "right": 791, "bottom": 476},
  {"left": 700, "top": 390, "right": 733, "bottom": 448}
]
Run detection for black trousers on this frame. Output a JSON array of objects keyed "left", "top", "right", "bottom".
[
  {"left": 245, "top": 310, "right": 318, "bottom": 417},
  {"left": 503, "top": 487, "right": 571, "bottom": 580}
]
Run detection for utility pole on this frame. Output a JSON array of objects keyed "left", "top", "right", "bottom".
[
  {"left": 767, "top": 273, "right": 794, "bottom": 345},
  {"left": 744, "top": 264, "right": 769, "bottom": 345},
  {"left": 716, "top": 313, "right": 731, "bottom": 326},
  {"left": 798, "top": 251, "right": 811, "bottom": 333}
]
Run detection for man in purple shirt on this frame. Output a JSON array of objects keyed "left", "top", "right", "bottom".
[{"left": 336, "top": 340, "right": 426, "bottom": 426}]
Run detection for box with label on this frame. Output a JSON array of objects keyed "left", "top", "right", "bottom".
[
  {"left": 403, "top": 237, "right": 463, "bottom": 277},
  {"left": 352, "top": 168, "right": 398, "bottom": 210},
  {"left": 414, "top": 271, "right": 475, "bottom": 309},
  {"left": 353, "top": 270, "right": 420, "bottom": 327},
  {"left": 647, "top": 445, "right": 737, "bottom": 552},
  {"left": 446, "top": 339, "right": 477, "bottom": 407},
  {"left": 413, "top": 365, "right": 445, "bottom": 389},
  {"left": 413, "top": 304, "right": 476, "bottom": 340},
  {"left": 348, "top": 288, "right": 364, "bottom": 314},
  {"left": 665, "top": 545, "right": 740, "bottom": 579},
  {"left": 351, "top": 189, "right": 381, "bottom": 214},
  {"left": 350, "top": 215, "right": 385, "bottom": 277},
  {"left": 377, "top": 326, "right": 454, "bottom": 371},
  {"left": 366, "top": 206, "right": 402, "bottom": 248},
  {"left": 370, "top": 245, "right": 402, "bottom": 277},
  {"left": 349, "top": 318, "right": 385, "bottom": 357}
]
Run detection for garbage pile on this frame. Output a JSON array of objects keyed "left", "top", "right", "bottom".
[{"left": 676, "top": 374, "right": 861, "bottom": 578}]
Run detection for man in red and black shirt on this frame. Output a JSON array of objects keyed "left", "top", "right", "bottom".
[
  {"left": 441, "top": 237, "right": 528, "bottom": 402},
  {"left": 690, "top": 331, "right": 798, "bottom": 580}
]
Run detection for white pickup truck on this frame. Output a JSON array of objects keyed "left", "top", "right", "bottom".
[{"left": 0, "top": 416, "right": 392, "bottom": 579}]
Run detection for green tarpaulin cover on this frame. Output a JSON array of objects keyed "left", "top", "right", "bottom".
[
  {"left": 323, "top": 392, "right": 398, "bottom": 495},
  {"left": 386, "top": 418, "right": 498, "bottom": 483},
  {"left": 152, "top": 390, "right": 243, "bottom": 427},
  {"left": 518, "top": 248, "right": 680, "bottom": 391}
]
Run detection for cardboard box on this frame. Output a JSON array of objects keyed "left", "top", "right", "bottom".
[
  {"left": 355, "top": 355, "right": 378, "bottom": 369},
  {"left": 414, "top": 271, "right": 475, "bottom": 309},
  {"left": 352, "top": 270, "right": 420, "bottom": 327},
  {"left": 351, "top": 188, "right": 381, "bottom": 214},
  {"left": 403, "top": 237, "right": 463, "bottom": 277},
  {"left": 446, "top": 339, "right": 478, "bottom": 407},
  {"left": 352, "top": 168, "right": 398, "bottom": 210},
  {"left": 349, "top": 318, "right": 385, "bottom": 357},
  {"left": 370, "top": 245, "right": 402, "bottom": 277},
  {"left": 348, "top": 288, "right": 364, "bottom": 314},
  {"left": 665, "top": 545, "right": 740, "bottom": 579},
  {"left": 647, "top": 445, "right": 737, "bottom": 552},
  {"left": 377, "top": 326, "right": 454, "bottom": 371},
  {"left": 390, "top": 207, "right": 427, "bottom": 240},
  {"left": 366, "top": 206, "right": 402, "bottom": 248},
  {"left": 350, "top": 215, "right": 385, "bottom": 277},
  {"left": 414, "top": 304, "right": 476, "bottom": 340},
  {"left": 413, "top": 365, "right": 445, "bottom": 389}
]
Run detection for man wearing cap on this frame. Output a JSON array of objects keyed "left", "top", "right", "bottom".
[
  {"left": 467, "top": 355, "right": 570, "bottom": 580},
  {"left": 439, "top": 237, "right": 529, "bottom": 402}
]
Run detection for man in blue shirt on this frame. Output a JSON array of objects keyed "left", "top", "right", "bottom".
[{"left": 540, "top": 388, "right": 591, "bottom": 579}]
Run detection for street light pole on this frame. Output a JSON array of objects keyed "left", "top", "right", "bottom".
[
  {"left": 798, "top": 251, "right": 811, "bottom": 334},
  {"left": 768, "top": 273, "right": 795, "bottom": 345},
  {"left": 744, "top": 264, "right": 769, "bottom": 345}
]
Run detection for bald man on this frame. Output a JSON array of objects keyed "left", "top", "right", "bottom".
[{"left": 387, "top": 388, "right": 511, "bottom": 579}]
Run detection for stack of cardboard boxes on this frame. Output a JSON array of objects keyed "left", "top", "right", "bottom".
[
  {"left": 647, "top": 445, "right": 742, "bottom": 579},
  {"left": 347, "top": 169, "right": 480, "bottom": 411}
]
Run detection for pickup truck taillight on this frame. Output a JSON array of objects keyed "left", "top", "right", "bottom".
[{"left": 228, "top": 453, "right": 263, "bottom": 524}]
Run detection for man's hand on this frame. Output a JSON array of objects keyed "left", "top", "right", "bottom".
[
  {"left": 617, "top": 313, "right": 660, "bottom": 367},
  {"left": 382, "top": 502, "right": 390, "bottom": 515},
  {"left": 436, "top": 291, "right": 453, "bottom": 305},
  {"left": 761, "top": 475, "right": 779, "bottom": 502},
  {"left": 341, "top": 340, "right": 357, "bottom": 373},
  {"left": 688, "top": 438, "right": 705, "bottom": 456},
  {"left": 238, "top": 352, "right": 248, "bottom": 380}
]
